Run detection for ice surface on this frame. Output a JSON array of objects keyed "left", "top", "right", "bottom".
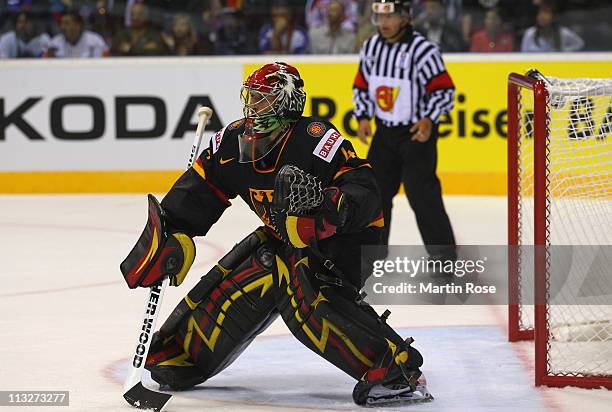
[{"left": 0, "top": 195, "right": 610, "bottom": 411}]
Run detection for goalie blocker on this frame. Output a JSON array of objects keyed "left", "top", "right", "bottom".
[{"left": 120, "top": 194, "right": 195, "bottom": 288}]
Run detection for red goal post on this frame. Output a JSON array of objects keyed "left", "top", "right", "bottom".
[{"left": 507, "top": 72, "right": 612, "bottom": 389}]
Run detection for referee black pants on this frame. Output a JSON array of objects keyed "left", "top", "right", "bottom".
[{"left": 367, "top": 120, "right": 456, "bottom": 259}]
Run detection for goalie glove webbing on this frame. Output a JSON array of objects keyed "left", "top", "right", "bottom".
[
  {"left": 271, "top": 164, "right": 348, "bottom": 248},
  {"left": 272, "top": 164, "right": 324, "bottom": 216}
]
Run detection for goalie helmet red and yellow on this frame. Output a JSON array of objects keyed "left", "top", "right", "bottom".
[{"left": 239, "top": 62, "right": 306, "bottom": 163}]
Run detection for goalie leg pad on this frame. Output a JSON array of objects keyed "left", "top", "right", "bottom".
[
  {"left": 145, "top": 332, "right": 208, "bottom": 390},
  {"left": 276, "top": 248, "right": 422, "bottom": 384},
  {"left": 146, "top": 239, "right": 280, "bottom": 389},
  {"left": 120, "top": 194, "right": 195, "bottom": 288},
  {"left": 145, "top": 233, "right": 423, "bottom": 396}
]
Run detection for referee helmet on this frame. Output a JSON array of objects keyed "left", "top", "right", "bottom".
[
  {"left": 371, "top": 0, "right": 412, "bottom": 14},
  {"left": 371, "top": 0, "right": 412, "bottom": 24}
]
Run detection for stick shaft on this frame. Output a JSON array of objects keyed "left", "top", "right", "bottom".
[
  {"left": 123, "top": 107, "right": 213, "bottom": 393},
  {"left": 123, "top": 278, "right": 169, "bottom": 391},
  {"left": 188, "top": 108, "right": 212, "bottom": 168}
]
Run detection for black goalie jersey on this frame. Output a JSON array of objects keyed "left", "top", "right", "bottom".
[{"left": 161, "top": 116, "right": 384, "bottom": 288}]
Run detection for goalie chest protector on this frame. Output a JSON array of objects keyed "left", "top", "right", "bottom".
[{"left": 211, "top": 117, "right": 355, "bottom": 229}]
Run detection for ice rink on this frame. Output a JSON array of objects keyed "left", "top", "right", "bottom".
[{"left": 1, "top": 194, "right": 611, "bottom": 412}]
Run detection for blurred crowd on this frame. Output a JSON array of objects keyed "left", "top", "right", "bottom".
[{"left": 1, "top": 0, "right": 611, "bottom": 58}]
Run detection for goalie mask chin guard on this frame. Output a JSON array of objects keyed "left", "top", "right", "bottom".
[
  {"left": 238, "top": 62, "right": 306, "bottom": 163},
  {"left": 238, "top": 119, "right": 290, "bottom": 163}
]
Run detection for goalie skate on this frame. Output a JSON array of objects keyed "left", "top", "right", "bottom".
[{"left": 364, "top": 375, "right": 433, "bottom": 407}]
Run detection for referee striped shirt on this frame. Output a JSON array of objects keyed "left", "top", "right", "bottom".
[{"left": 353, "top": 30, "right": 455, "bottom": 127}]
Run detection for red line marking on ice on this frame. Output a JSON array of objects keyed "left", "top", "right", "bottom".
[
  {"left": 0, "top": 221, "right": 227, "bottom": 297},
  {"left": 102, "top": 357, "right": 126, "bottom": 387},
  {"left": 0, "top": 280, "right": 122, "bottom": 298},
  {"left": 0, "top": 221, "right": 223, "bottom": 253},
  {"left": 0, "top": 220, "right": 226, "bottom": 258},
  {"left": 0, "top": 221, "right": 142, "bottom": 234}
]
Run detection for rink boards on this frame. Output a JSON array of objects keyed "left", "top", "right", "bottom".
[{"left": 0, "top": 53, "right": 611, "bottom": 194}]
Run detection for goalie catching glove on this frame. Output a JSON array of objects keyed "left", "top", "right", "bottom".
[
  {"left": 271, "top": 164, "right": 349, "bottom": 249},
  {"left": 120, "top": 194, "right": 195, "bottom": 288}
]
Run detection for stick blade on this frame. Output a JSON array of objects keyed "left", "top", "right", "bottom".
[{"left": 123, "top": 382, "right": 172, "bottom": 412}]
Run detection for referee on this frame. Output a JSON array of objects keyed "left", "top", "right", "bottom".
[{"left": 353, "top": 0, "right": 456, "bottom": 261}]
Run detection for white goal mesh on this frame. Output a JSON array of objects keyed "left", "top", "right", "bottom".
[{"left": 516, "top": 76, "right": 612, "bottom": 381}]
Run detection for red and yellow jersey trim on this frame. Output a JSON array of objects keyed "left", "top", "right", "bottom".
[
  {"left": 192, "top": 157, "right": 231, "bottom": 206},
  {"left": 332, "top": 163, "right": 372, "bottom": 181},
  {"left": 193, "top": 158, "right": 206, "bottom": 179},
  {"left": 367, "top": 212, "right": 384, "bottom": 228}
]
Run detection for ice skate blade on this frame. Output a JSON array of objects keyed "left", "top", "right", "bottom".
[{"left": 365, "top": 385, "right": 434, "bottom": 407}]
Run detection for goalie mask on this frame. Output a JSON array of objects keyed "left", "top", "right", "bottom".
[{"left": 239, "top": 62, "right": 306, "bottom": 163}]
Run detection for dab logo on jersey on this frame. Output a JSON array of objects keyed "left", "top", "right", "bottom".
[
  {"left": 375, "top": 86, "right": 400, "bottom": 112},
  {"left": 249, "top": 188, "right": 274, "bottom": 227}
]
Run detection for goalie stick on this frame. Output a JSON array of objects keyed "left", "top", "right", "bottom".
[{"left": 123, "top": 106, "right": 213, "bottom": 412}]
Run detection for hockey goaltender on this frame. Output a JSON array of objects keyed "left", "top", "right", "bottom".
[{"left": 121, "top": 62, "right": 433, "bottom": 406}]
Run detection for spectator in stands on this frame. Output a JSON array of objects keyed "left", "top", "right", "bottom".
[
  {"left": 49, "top": 0, "right": 98, "bottom": 23},
  {"left": 415, "top": 0, "right": 465, "bottom": 52},
  {"left": 88, "top": 1, "right": 126, "bottom": 43},
  {"left": 163, "top": 13, "right": 213, "bottom": 55},
  {"left": 521, "top": 2, "right": 584, "bottom": 52},
  {"left": 50, "top": 0, "right": 67, "bottom": 25},
  {"left": 309, "top": 0, "right": 355, "bottom": 53},
  {"left": 355, "top": 0, "right": 376, "bottom": 49},
  {"left": 198, "top": 0, "right": 223, "bottom": 41},
  {"left": 306, "top": 0, "right": 358, "bottom": 32},
  {"left": 412, "top": 0, "right": 471, "bottom": 43},
  {"left": 0, "top": 11, "right": 50, "bottom": 58},
  {"left": 46, "top": 11, "right": 109, "bottom": 57},
  {"left": 470, "top": 7, "right": 514, "bottom": 52},
  {"left": 111, "top": 2, "right": 168, "bottom": 55},
  {"left": 258, "top": 0, "right": 308, "bottom": 54},
  {"left": 124, "top": 0, "right": 213, "bottom": 31},
  {"left": 214, "top": 8, "right": 254, "bottom": 55},
  {"left": 1, "top": 1, "right": 54, "bottom": 34}
]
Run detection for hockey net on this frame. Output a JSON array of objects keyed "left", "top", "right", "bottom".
[{"left": 508, "top": 72, "right": 612, "bottom": 388}]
